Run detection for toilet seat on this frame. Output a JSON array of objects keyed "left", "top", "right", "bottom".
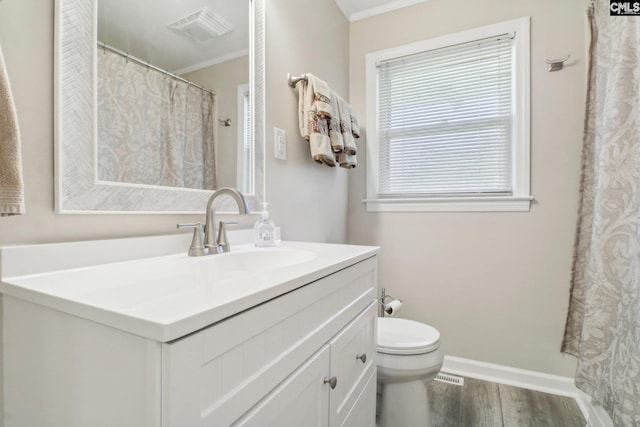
[{"left": 377, "top": 317, "right": 440, "bottom": 355}]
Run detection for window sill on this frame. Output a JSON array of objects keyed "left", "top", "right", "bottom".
[{"left": 363, "top": 196, "right": 533, "bottom": 212}]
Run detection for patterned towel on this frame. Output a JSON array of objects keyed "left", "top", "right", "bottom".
[
  {"left": 337, "top": 152, "right": 357, "bottom": 169},
  {"left": 296, "top": 75, "right": 335, "bottom": 166},
  {"left": 337, "top": 96, "right": 357, "bottom": 156},
  {"left": 0, "top": 44, "right": 24, "bottom": 216},
  {"left": 328, "top": 90, "right": 343, "bottom": 154},
  {"left": 294, "top": 74, "right": 360, "bottom": 168},
  {"left": 306, "top": 73, "right": 332, "bottom": 119}
]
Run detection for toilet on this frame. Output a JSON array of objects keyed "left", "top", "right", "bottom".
[{"left": 376, "top": 317, "right": 443, "bottom": 427}]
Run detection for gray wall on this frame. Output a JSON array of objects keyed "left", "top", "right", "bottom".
[
  {"left": 347, "top": 0, "right": 586, "bottom": 376},
  {"left": 264, "top": 0, "right": 350, "bottom": 243}
]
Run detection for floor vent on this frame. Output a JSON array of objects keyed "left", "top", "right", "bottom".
[{"left": 434, "top": 373, "right": 465, "bottom": 386}]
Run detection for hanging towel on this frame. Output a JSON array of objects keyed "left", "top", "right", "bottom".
[
  {"left": 337, "top": 96, "right": 357, "bottom": 156},
  {"left": 296, "top": 76, "right": 335, "bottom": 166},
  {"left": 328, "top": 90, "right": 343, "bottom": 154},
  {"left": 0, "top": 44, "right": 24, "bottom": 217},
  {"left": 351, "top": 112, "right": 360, "bottom": 139},
  {"left": 305, "top": 73, "right": 332, "bottom": 119},
  {"left": 338, "top": 152, "right": 357, "bottom": 169},
  {"left": 333, "top": 94, "right": 359, "bottom": 168}
]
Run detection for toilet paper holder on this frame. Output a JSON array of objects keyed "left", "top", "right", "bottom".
[{"left": 379, "top": 288, "right": 403, "bottom": 317}]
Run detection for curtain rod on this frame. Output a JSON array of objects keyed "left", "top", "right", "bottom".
[{"left": 97, "top": 42, "right": 216, "bottom": 96}]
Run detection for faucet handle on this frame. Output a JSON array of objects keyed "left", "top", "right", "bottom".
[
  {"left": 177, "top": 222, "right": 209, "bottom": 257},
  {"left": 216, "top": 221, "right": 237, "bottom": 253}
]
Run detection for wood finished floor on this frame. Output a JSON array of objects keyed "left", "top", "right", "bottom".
[{"left": 427, "top": 377, "right": 586, "bottom": 427}]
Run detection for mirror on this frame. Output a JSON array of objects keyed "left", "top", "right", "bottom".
[{"left": 55, "top": 0, "right": 265, "bottom": 213}]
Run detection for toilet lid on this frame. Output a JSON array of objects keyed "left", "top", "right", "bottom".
[{"left": 377, "top": 317, "right": 441, "bottom": 355}]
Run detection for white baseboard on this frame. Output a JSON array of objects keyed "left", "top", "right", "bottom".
[{"left": 440, "top": 355, "right": 612, "bottom": 427}]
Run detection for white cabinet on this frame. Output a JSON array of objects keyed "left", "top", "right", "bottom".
[
  {"left": 163, "top": 257, "right": 378, "bottom": 426},
  {"left": 234, "top": 303, "right": 377, "bottom": 427},
  {"left": 2, "top": 255, "right": 378, "bottom": 427}
]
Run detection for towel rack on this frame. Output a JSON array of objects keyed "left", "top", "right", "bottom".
[{"left": 287, "top": 73, "right": 307, "bottom": 87}]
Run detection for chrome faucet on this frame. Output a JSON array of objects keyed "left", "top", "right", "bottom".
[
  {"left": 204, "top": 188, "right": 248, "bottom": 254},
  {"left": 177, "top": 188, "right": 248, "bottom": 256}
]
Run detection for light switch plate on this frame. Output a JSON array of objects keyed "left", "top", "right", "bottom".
[{"left": 274, "top": 127, "right": 287, "bottom": 160}]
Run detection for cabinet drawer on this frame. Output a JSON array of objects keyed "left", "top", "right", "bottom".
[
  {"left": 162, "top": 257, "right": 377, "bottom": 427},
  {"left": 329, "top": 302, "right": 377, "bottom": 427}
]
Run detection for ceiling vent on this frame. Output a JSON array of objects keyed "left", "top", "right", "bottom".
[{"left": 168, "top": 7, "right": 232, "bottom": 43}]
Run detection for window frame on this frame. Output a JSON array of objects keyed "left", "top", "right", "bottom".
[
  {"left": 237, "top": 83, "right": 254, "bottom": 196},
  {"left": 364, "top": 17, "right": 531, "bottom": 212}
]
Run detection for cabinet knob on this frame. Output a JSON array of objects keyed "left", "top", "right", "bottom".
[
  {"left": 356, "top": 353, "right": 367, "bottom": 364},
  {"left": 323, "top": 376, "right": 338, "bottom": 389}
]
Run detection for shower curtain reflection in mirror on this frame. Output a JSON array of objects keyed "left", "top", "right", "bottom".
[{"left": 97, "top": 49, "right": 217, "bottom": 190}]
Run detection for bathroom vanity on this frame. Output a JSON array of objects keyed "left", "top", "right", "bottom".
[{"left": 0, "top": 235, "right": 378, "bottom": 427}]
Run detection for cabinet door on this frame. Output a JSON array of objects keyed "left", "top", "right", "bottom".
[
  {"left": 339, "top": 369, "right": 377, "bottom": 427},
  {"left": 233, "top": 345, "right": 331, "bottom": 427},
  {"left": 329, "top": 302, "right": 377, "bottom": 427}
]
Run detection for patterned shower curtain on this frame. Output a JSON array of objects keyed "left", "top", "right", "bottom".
[
  {"left": 97, "top": 49, "right": 217, "bottom": 190},
  {"left": 562, "top": 1, "right": 640, "bottom": 425}
]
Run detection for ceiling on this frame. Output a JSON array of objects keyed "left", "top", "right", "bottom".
[
  {"left": 97, "top": 0, "right": 426, "bottom": 74},
  {"left": 333, "top": 0, "right": 427, "bottom": 21},
  {"left": 97, "top": 0, "right": 248, "bottom": 73}
]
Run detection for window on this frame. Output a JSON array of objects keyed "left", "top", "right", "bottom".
[{"left": 365, "top": 17, "right": 531, "bottom": 212}]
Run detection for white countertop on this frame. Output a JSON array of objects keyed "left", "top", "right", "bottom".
[{"left": 0, "top": 236, "right": 378, "bottom": 342}]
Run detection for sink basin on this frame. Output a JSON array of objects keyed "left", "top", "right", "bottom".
[
  {"left": 200, "top": 247, "right": 317, "bottom": 272},
  {"left": 48, "top": 247, "right": 317, "bottom": 312}
]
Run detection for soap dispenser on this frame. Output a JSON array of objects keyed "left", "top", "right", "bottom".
[{"left": 254, "top": 203, "right": 277, "bottom": 247}]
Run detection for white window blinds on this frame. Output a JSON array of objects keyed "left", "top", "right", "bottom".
[{"left": 376, "top": 35, "right": 515, "bottom": 198}]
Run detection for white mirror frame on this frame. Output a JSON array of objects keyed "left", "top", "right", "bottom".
[{"left": 54, "top": 0, "right": 265, "bottom": 213}]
